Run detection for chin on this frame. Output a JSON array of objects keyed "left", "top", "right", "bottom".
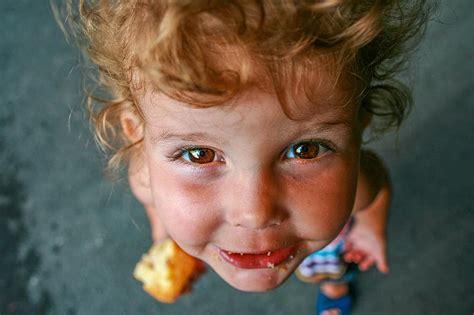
[
  {"left": 207, "top": 257, "right": 299, "bottom": 293},
  {"left": 223, "top": 269, "right": 291, "bottom": 292},
  {"left": 233, "top": 280, "right": 288, "bottom": 292}
]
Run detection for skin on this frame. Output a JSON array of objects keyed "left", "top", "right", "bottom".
[
  {"left": 123, "top": 74, "right": 390, "bottom": 298},
  {"left": 318, "top": 151, "right": 391, "bottom": 315}
]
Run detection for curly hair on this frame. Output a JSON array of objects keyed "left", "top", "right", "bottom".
[{"left": 57, "top": 0, "right": 434, "bottom": 174}]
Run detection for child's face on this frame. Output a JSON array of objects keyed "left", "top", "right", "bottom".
[{"left": 135, "top": 76, "right": 364, "bottom": 292}]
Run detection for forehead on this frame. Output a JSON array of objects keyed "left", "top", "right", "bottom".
[
  {"left": 137, "top": 89, "right": 359, "bottom": 151},
  {"left": 136, "top": 62, "right": 361, "bottom": 127}
]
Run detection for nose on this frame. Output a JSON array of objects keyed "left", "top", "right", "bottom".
[{"left": 223, "top": 167, "right": 285, "bottom": 230}]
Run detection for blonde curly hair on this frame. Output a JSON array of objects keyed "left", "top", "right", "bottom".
[{"left": 58, "top": 0, "right": 434, "bottom": 174}]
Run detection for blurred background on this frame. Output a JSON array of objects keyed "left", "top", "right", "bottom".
[{"left": 1, "top": 1, "right": 473, "bottom": 314}]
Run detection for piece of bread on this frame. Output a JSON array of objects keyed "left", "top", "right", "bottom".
[{"left": 133, "top": 239, "right": 205, "bottom": 303}]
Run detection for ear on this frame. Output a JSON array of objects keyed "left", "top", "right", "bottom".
[
  {"left": 128, "top": 155, "right": 155, "bottom": 208},
  {"left": 120, "top": 110, "right": 144, "bottom": 143},
  {"left": 121, "top": 109, "right": 154, "bottom": 206}
]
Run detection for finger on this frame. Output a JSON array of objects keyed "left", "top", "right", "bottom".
[
  {"left": 376, "top": 256, "right": 389, "bottom": 273},
  {"left": 358, "top": 257, "right": 374, "bottom": 271},
  {"left": 343, "top": 250, "right": 357, "bottom": 261},
  {"left": 345, "top": 250, "right": 363, "bottom": 263},
  {"left": 372, "top": 245, "right": 389, "bottom": 274},
  {"left": 343, "top": 252, "right": 353, "bottom": 262},
  {"left": 351, "top": 249, "right": 365, "bottom": 256},
  {"left": 352, "top": 251, "right": 365, "bottom": 263},
  {"left": 358, "top": 258, "right": 373, "bottom": 271}
]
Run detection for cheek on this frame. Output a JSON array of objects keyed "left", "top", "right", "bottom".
[
  {"left": 147, "top": 162, "right": 221, "bottom": 247},
  {"left": 286, "top": 157, "right": 358, "bottom": 241}
]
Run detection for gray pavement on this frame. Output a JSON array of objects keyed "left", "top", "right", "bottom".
[{"left": 1, "top": 1, "right": 473, "bottom": 314}]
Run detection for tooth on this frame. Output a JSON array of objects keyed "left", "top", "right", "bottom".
[
  {"left": 240, "top": 253, "right": 244, "bottom": 256},
  {"left": 267, "top": 252, "right": 271, "bottom": 256}
]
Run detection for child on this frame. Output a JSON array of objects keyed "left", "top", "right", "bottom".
[{"left": 62, "top": 0, "right": 431, "bottom": 314}]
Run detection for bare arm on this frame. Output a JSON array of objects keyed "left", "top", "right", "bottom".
[
  {"left": 353, "top": 150, "right": 391, "bottom": 233},
  {"left": 345, "top": 150, "right": 391, "bottom": 273}
]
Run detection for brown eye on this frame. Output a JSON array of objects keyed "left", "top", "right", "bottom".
[
  {"left": 186, "top": 148, "right": 216, "bottom": 164},
  {"left": 295, "top": 143, "right": 320, "bottom": 159},
  {"left": 285, "top": 141, "right": 328, "bottom": 160}
]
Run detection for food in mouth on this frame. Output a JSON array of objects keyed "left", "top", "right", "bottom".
[{"left": 218, "top": 246, "right": 296, "bottom": 269}]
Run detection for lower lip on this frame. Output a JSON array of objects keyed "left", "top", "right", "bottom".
[{"left": 218, "top": 246, "right": 296, "bottom": 269}]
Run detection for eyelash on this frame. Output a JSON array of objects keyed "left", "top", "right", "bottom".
[
  {"left": 167, "top": 140, "right": 335, "bottom": 167},
  {"left": 168, "top": 146, "right": 222, "bottom": 165},
  {"left": 283, "top": 140, "right": 333, "bottom": 160}
]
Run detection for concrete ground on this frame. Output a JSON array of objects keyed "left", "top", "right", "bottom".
[{"left": 1, "top": 1, "right": 473, "bottom": 314}]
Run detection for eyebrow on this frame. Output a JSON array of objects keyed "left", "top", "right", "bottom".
[
  {"left": 307, "top": 120, "right": 352, "bottom": 133},
  {"left": 150, "top": 120, "right": 352, "bottom": 145},
  {"left": 150, "top": 131, "right": 223, "bottom": 145}
]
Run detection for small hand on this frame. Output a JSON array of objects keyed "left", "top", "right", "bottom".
[{"left": 343, "top": 219, "right": 389, "bottom": 273}]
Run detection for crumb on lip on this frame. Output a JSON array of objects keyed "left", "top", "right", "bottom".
[
  {"left": 266, "top": 262, "right": 275, "bottom": 269},
  {"left": 267, "top": 252, "right": 271, "bottom": 256},
  {"left": 279, "top": 265, "right": 288, "bottom": 272}
]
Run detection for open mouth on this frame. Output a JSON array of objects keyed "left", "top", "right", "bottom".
[{"left": 218, "top": 246, "right": 296, "bottom": 269}]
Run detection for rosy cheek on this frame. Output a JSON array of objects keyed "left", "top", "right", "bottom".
[
  {"left": 286, "top": 159, "right": 357, "bottom": 241},
  {"left": 149, "top": 166, "right": 221, "bottom": 247}
]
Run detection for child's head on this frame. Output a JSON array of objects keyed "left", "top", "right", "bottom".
[{"left": 65, "top": 0, "right": 430, "bottom": 291}]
